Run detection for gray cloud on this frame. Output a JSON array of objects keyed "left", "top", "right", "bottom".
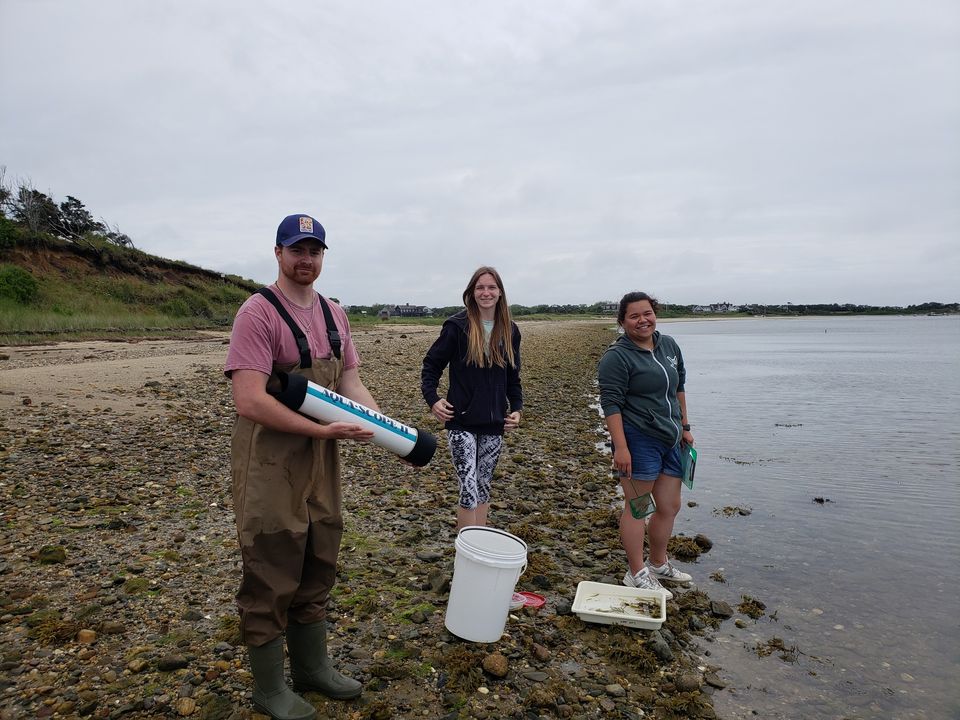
[{"left": 2, "top": 0, "right": 957, "bottom": 307}]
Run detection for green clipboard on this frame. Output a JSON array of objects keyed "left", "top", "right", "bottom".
[{"left": 681, "top": 444, "right": 697, "bottom": 489}]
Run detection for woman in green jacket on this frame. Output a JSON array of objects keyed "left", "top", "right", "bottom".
[{"left": 598, "top": 291, "right": 695, "bottom": 599}]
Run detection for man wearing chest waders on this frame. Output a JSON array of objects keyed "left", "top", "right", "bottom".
[{"left": 224, "top": 214, "right": 384, "bottom": 720}]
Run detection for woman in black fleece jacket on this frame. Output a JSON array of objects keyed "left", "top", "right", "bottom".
[{"left": 421, "top": 266, "right": 523, "bottom": 530}]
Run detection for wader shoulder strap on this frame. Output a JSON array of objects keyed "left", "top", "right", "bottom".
[
  {"left": 316, "top": 295, "right": 342, "bottom": 360},
  {"left": 256, "top": 288, "right": 342, "bottom": 364},
  {"left": 256, "top": 287, "right": 312, "bottom": 369}
]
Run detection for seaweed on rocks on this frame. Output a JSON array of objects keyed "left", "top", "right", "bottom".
[
  {"left": 667, "top": 535, "right": 703, "bottom": 561},
  {"left": 737, "top": 594, "right": 767, "bottom": 620}
]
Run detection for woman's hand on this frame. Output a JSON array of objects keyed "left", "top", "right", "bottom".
[
  {"left": 431, "top": 399, "right": 454, "bottom": 422},
  {"left": 682, "top": 429, "right": 695, "bottom": 446},
  {"left": 504, "top": 411, "right": 521, "bottom": 431},
  {"left": 613, "top": 446, "right": 632, "bottom": 478}
]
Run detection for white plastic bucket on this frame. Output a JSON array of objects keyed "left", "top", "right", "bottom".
[{"left": 444, "top": 526, "right": 528, "bottom": 642}]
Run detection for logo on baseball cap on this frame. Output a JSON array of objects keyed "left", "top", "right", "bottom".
[{"left": 276, "top": 214, "right": 327, "bottom": 248}]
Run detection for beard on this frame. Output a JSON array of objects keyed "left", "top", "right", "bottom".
[{"left": 281, "top": 264, "right": 320, "bottom": 287}]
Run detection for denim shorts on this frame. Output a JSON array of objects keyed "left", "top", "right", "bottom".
[{"left": 620, "top": 422, "right": 682, "bottom": 481}]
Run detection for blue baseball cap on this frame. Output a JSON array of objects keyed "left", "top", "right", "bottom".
[{"left": 276, "top": 214, "right": 327, "bottom": 248}]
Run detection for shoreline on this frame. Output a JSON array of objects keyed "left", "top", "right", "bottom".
[
  {"left": 3, "top": 309, "right": 952, "bottom": 348},
  {"left": 1, "top": 322, "right": 740, "bottom": 719}
]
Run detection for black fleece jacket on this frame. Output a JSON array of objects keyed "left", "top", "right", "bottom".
[{"left": 420, "top": 311, "right": 523, "bottom": 435}]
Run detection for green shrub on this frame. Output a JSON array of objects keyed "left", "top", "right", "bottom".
[
  {"left": 0, "top": 218, "right": 20, "bottom": 249},
  {"left": 159, "top": 298, "right": 192, "bottom": 317},
  {"left": 210, "top": 283, "right": 251, "bottom": 305},
  {"left": 177, "top": 289, "right": 214, "bottom": 318},
  {"left": 99, "top": 278, "right": 140, "bottom": 304},
  {"left": 0, "top": 264, "right": 39, "bottom": 304}
]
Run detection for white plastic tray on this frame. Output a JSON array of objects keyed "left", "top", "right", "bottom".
[{"left": 572, "top": 581, "right": 666, "bottom": 630}]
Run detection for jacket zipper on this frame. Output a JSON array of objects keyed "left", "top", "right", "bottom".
[{"left": 650, "top": 350, "right": 680, "bottom": 445}]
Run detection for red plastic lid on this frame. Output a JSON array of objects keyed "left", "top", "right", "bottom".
[{"left": 516, "top": 591, "right": 546, "bottom": 608}]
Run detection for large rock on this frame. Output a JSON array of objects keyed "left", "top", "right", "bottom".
[
  {"left": 36, "top": 546, "right": 66, "bottom": 564},
  {"left": 482, "top": 652, "right": 509, "bottom": 678}
]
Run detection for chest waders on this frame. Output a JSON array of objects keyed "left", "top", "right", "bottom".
[
  {"left": 232, "top": 354, "right": 343, "bottom": 648},
  {"left": 232, "top": 290, "right": 362, "bottom": 718}
]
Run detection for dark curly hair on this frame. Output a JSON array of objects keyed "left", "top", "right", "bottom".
[{"left": 617, "top": 292, "right": 659, "bottom": 325}]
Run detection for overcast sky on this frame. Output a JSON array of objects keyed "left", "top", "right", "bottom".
[{"left": 2, "top": 1, "right": 958, "bottom": 307}]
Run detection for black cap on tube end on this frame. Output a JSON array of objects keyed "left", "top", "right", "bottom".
[
  {"left": 403, "top": 429, "right": 437, "bottom": 467},
  {"left": 268, "top": 371, "right": 308, "bottom": 411}
]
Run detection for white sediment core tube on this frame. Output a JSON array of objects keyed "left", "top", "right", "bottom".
[{"left": 268, "top": 371, "right": 437, "bottom": 466}]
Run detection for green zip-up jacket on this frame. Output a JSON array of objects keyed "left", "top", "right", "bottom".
[{"left": 597, "top": 331, "right": 686, "bottom": 447}]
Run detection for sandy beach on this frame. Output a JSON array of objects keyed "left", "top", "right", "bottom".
[{"left": 0, "top": 320, "right": 732, "bottom": 719}]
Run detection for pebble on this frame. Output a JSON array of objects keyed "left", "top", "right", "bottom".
[
  {"left": 694, "top": 533, "right": 713, "bottom": 551},
  {"left": 710, "top": 600, "right": 734, "bottom": 619},
  {"left": 415, "top": 551, "right": 443, "bottom": 562},
  {"left": 704, "top": 672, "right": 727, "bottom": 689},
  {"left": 174, "top": 697, "right": 196, "bottom": 715},
  {"left": 648, "top": 631, "right": 674, "bottom": 662},
  {"left": 157, "top": 654, "right": 189, "bottom": 671},
  {"left": 36, "top": 546, "right": 66, "bottom": 564},
  {"left": 522, "top": 671, "right": 549, "bottom": 682}
]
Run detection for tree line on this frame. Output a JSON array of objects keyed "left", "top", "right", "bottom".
[
  {"left": 0, "top": 166, "right": 132, "bottom": 250},
  {"left": 349, "top": 301, "right": 957, "bottom": 318}
]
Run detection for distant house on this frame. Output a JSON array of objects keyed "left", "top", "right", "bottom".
[
  {"left": 599, "top": 302, "right": 618, "bottom": 314},
  {"left": 383, "top": 303, "right": 430, "bottom": 317},
  {"left": 693, "top": 303, "right": 740, "bottom": 313}
]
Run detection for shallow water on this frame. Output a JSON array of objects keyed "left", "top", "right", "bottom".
[{"left": 653, "top": 315, "right": 960, "bottom": 719}]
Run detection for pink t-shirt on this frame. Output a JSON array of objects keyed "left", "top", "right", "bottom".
[{"left": 224, "top": 285, "right": 360, "bottom": 376}]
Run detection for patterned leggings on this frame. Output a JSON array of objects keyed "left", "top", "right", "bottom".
[{"left": 447, "top": 429, "right": 504, "bottom": 509}]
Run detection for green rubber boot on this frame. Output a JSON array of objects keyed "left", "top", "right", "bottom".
[
  {"left": 287, "top": 621, "right": 362, "bottom": 700},
  {"left": 247, "top": 637, "right": 317, "bottom": 720}
]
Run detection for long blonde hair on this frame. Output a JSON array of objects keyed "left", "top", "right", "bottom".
[{"left": 462, "top": 266, "right": 516, "bottom": 368}]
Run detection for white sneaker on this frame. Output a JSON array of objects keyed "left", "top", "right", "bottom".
[
  {"left": 623, "top": 567, "right": 673, "bottom": 600},
  {"left": 647, "top": 560, "right": 693, "bottom": 585}
]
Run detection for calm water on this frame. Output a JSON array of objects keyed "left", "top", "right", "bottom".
[{"left": 657, "top": 315, "right": 960, "bottom": 720}]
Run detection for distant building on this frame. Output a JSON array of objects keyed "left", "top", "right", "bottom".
[
  {"left": 693, "top": 303, "right": 741, "bottom": 313},
  {"left": 599, "top": 302, "right": 618, "bottom": 314},
  {"left": 382, "top": 303, "right": 430, "bottom": 317}
]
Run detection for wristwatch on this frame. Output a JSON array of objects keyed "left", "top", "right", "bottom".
[{"left": 682, "top": 424, "right": 691, "bottom": 431}]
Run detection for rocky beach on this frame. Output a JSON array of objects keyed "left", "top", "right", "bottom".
[{"left": 0, "top": 320, "right": 738, "bottom": 720}]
